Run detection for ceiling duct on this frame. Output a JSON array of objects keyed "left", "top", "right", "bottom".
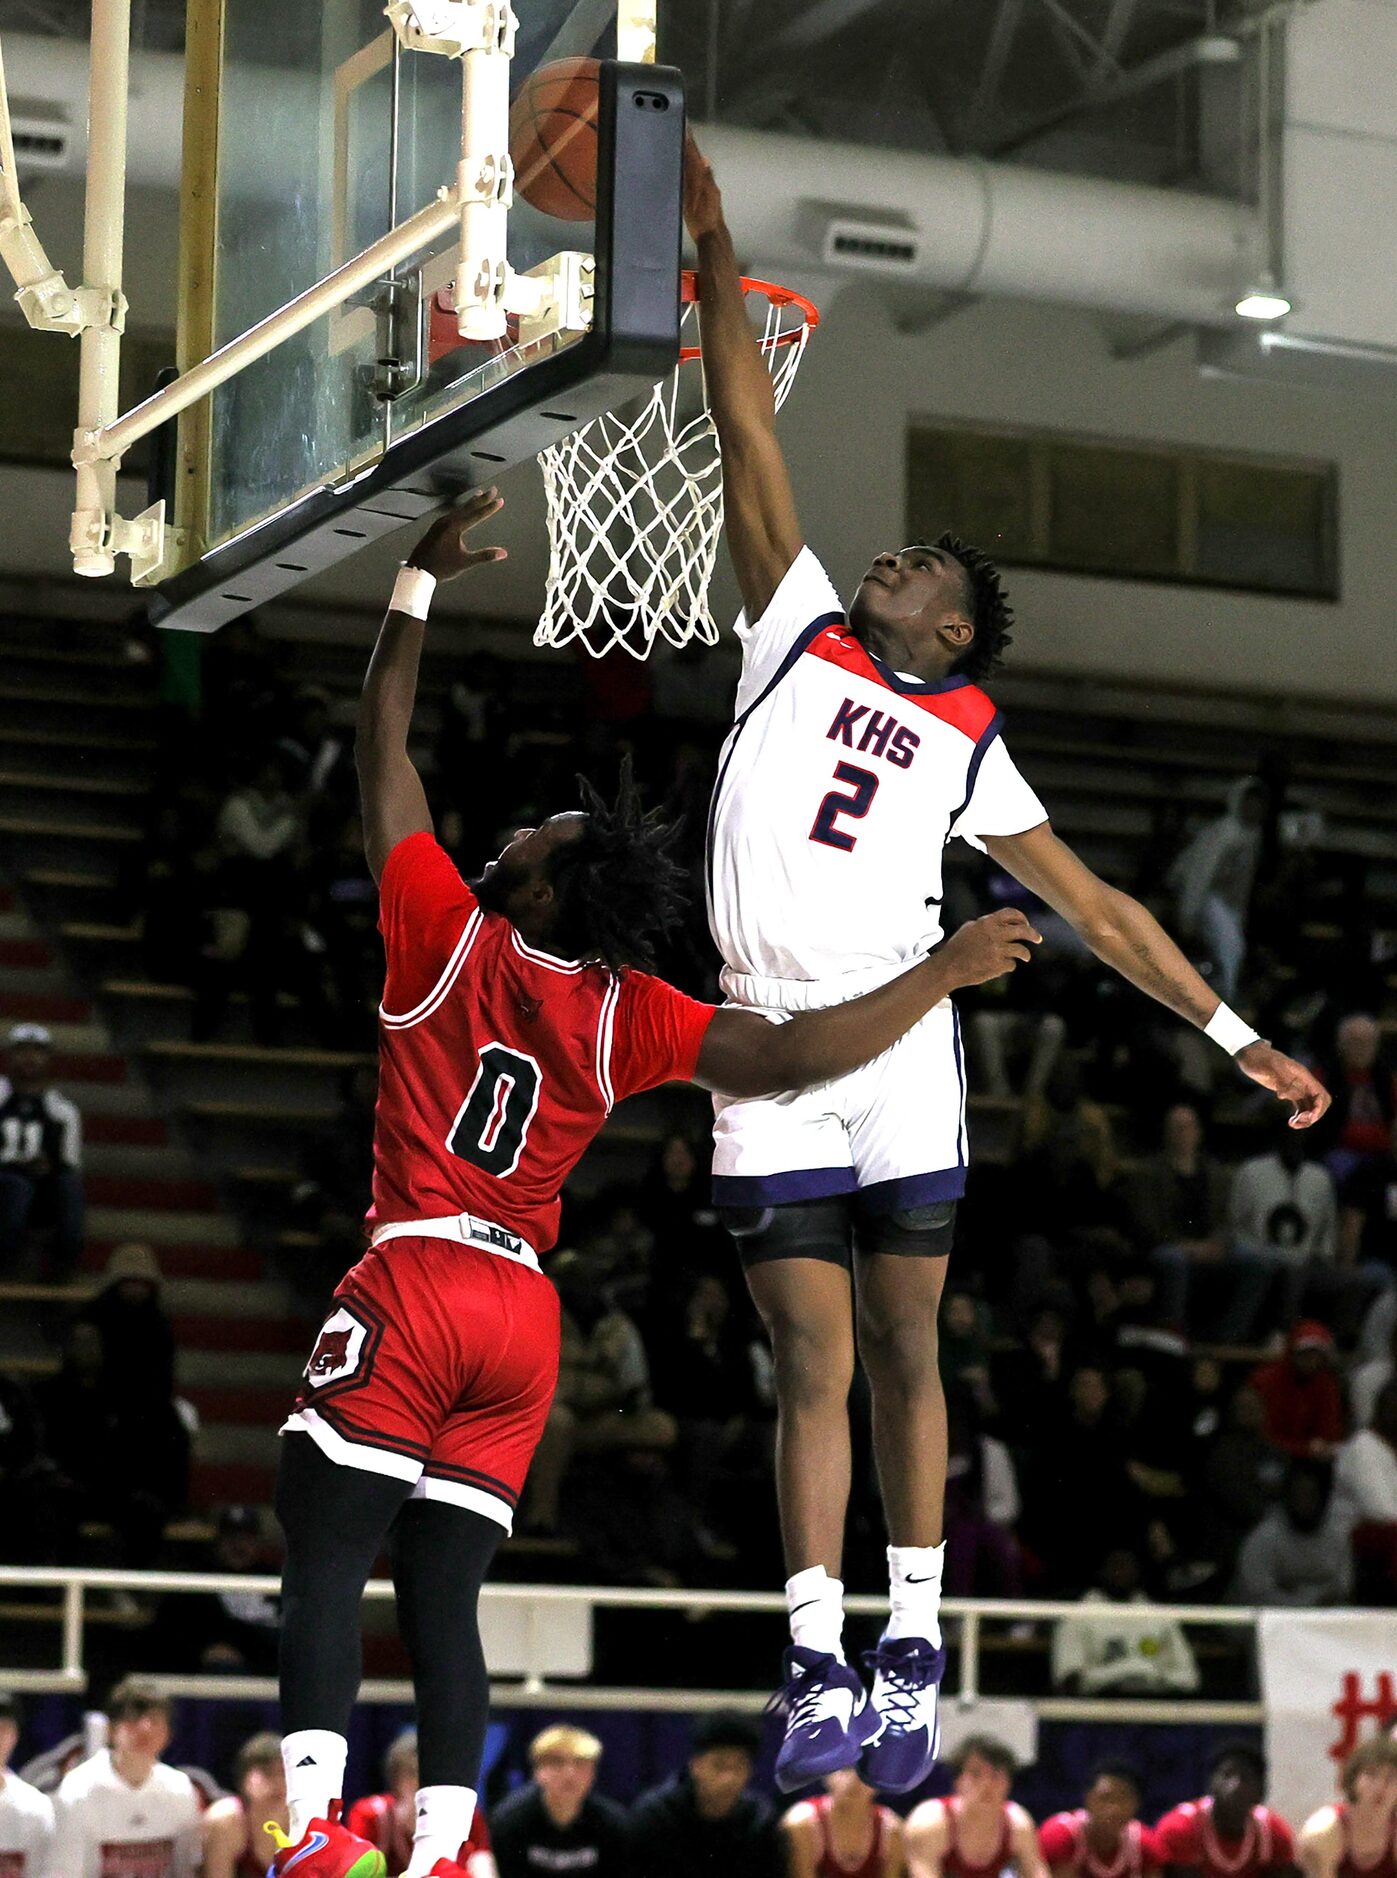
[{"left": 0, "top": 33, "right": 1256, "bottom": 329}]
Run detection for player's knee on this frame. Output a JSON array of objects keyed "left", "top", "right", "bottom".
[{"left": 764, "top": 1309, "right": 855, "bottom": 1406}]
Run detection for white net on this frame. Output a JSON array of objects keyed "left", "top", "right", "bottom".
[{"left": 535, "top": 278, "right": 816, "bottom": 659}]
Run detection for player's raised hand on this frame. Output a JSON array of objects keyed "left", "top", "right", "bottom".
[
  {"left": 939, "top": 908, "right": 1042, "bottom": 988},
  {"left": 683, "top": 131, "right": 723, "bottom": 242},
  {"left": 407, "top": 487, "right": 508, "bottom": 583},
  {"left": 1236, "top": 1042, "right": 1331, "bottom": 1128}
]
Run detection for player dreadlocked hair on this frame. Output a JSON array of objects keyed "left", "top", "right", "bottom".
[
  {"left": 928, "top": 531, "right": 1015, "bottom": 681},
  {"left": 546, "top": 758, "right": 689, "bottom": 973}
]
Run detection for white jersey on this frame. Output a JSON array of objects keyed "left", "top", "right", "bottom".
[
  {"left": 48, "top": 1752, "right": 201, "bottom": 1878},
  {"left": 0, "top": 1771, "right": 54, "bottom": 1876},
  {"left": 707, "top": 548, "right": 1046, "bottom": 993}
]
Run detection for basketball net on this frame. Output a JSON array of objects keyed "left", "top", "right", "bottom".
[{"left": 535, "top": 272, "right": 818, "bottom": 660}]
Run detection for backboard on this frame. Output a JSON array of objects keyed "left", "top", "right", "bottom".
[{"left": 149, "top": 0, "right": 680, "bottom": 631}]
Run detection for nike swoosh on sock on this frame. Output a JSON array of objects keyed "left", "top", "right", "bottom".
[{"left": 295, "top": 1756, "right": 317, "bottom": 1768}]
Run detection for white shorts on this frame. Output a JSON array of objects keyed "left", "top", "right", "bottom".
[{"left": 711, "top": 963, "right": 968, "bottom": 1215}]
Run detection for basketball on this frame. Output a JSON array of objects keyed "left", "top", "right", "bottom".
[{"left": 509, "top": 55, "right": 600, "bottom": 222}]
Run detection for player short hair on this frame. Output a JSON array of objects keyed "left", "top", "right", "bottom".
[
  {"left": 1089, "top": 1759, "right": 1143, "bottom": 1800},
  {"left": 546, "top": 759, "right": 687, "bottom": 972},
  {"left": 952, "top": 1734, "right": 1017, "bottom": 1779},
  {"left": 234, "top": 1733, "right": 282, "bottom": 1783},
  {"left": 1342, "top": 1735, "right": 1397, "bottom": 1798},
  {"left": 107, "top": 1677, "right": 171, "bottom": 1723},
  {"left": 530, "top": 1725, "right": 602, "bottom": 1766},
  {"left": 691, "top": 1711, "right": 762, "bottom": 1759},
  {"left": 1209, "top": 1740, "right": 1267, "bottom": 1785},
  {"left": 385, "top": 1727, "right": 418, "bottom": 1784},
  {"left": 923, "top": 533, "right": 1015, "bottom": 682}
]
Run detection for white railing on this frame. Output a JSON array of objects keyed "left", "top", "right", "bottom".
[{"left": 0, "top": 1567, "right": 1266, "bottom": 1723}]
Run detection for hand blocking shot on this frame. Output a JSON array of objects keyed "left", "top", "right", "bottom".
[{"left": 265, "top": 488, "right": 1042, "bottom": 1878}]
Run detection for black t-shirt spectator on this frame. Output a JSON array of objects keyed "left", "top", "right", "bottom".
[
  {"left": 491, "top": 1785, "right": 630, "bottom": 1878},
  {"left": 628, "top": 1775, "right": 780, "bottom": 1878},
  {"left": 1341, "top": 1153, "right": 1397, "bottom": 1270}
]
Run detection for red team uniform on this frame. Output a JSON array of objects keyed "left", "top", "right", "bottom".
[
  {"left": 941, "top": 1801, "right": 1015, "bottom": 1878},
  {"left": 283, "top": 833, "right": 715, "bottom": 1531},
  {"left": 807, "top": 1794, "right": 896, "bottom": 1878},
  {"left": 1331, "top": 1805, "right": 1397, "bottom": 1878},
  {"left": 1154, "top": 1802, "right": 1294, "bottom": 1878},
  {"left": 1040, "top": 1812, "right": 1162, "bottom": 1878},
  {"left": 345, "top": 1793, "right": 492, "bottom": 1874}
]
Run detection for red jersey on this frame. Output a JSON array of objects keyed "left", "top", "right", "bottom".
[
  {"left": 1154, "top": 1801, "right": 1294, "bottom": 1878},
  {"left": 1040, "top": 1812, "right": 1161, "bottom": 1878},
  {"left": 345, "top": 1792, "right": 492, "bottom": 1875},
  {"left": 809, "top": 1794, "right": 896, "bottom": 1878},
  {"left": 374, "top": 833, "right": 715, "bottom": 1253},
  {"left": 944, "top": 1799, "right": 1014, "bottom": 1878},
  {"left": 1336, "top": 1805, "right": 1397, "bottom": 1878}
]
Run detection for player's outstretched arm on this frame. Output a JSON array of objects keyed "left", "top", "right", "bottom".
[
  {"left": 685, "top": 132, "right": 803, "bottom": 621},
  {"left": 983, "top": 822, "right": 1330, "bottom": 1127},
  {"left": 356, "top": 488, "right": 507, "bottom": 883},
  {"left": 694, "top": 909, "right": 1040, "bottom": 1098}
]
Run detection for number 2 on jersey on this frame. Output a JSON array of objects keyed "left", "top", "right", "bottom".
[
  {"left": 447, "top": 1042, "right": 542, "bottom": 1177},
  {"left": 810, "top": 761, "right": 880, "bottom": 852}
]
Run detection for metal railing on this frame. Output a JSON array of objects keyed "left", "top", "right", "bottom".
[{"left": 0, "top": 1566, "right": 1265, "bottom": 1722}]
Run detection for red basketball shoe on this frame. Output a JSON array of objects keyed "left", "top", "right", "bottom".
[
  {"left": 428, "top": 1864, "right": 470, "bottom": 1878},
  {"left": 265, "top": 1803, "right": 387, "bottom": 1877}
]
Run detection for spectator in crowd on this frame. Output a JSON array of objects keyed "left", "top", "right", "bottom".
[
  {"left": 491, "top": 1726, "right": 628, "bottom": 1878},
  {"left": 1020, "top": 1367, "right": 1142, "bottom": 1593},
  {"left": 347, "top": 1728, "right": 495, "bottom": 1877},
  {"left": 1227, "top": 1115, "right": 1385, "bottom": 1340},
  {"left": 782, "top": 1767, "right": 902, "bottom": 1878},
  {"left": 1153, "top": 1741, "right": 1296, "bottom": 1878},
  {"left": 1232, "top": 1460, "right": 1353, "bottom": 1606},
  {"left": 1196, "top": 1385, "right": 1287, "bottom": 1585},
  {"left": 1051, "top": 1548, "right": 1200, "bottom": 1695},
  {"left": 1339, "top": 1112, "right": 1397, "bottom": 1285},
  {"left": 76, "top": 1242, "right": 190, "bottom": 1535},
  {"left": 0, "top": 1692, "right": 53, "bottom": 1875},
  {"left": 0, "top": 1371, "right": 52, "bottom": 1563},
  {"left": 199, "top": 751, "right": 305, "bottom": 1045},
  {"left": 1249, "top": 1322, "right": 1346, "bottom": 1460},
  {"left": 630, "top": 1711, "right": 778, "bottom": 1878},
  {"left": 1315, "top": 1014, "right": 1397, "bottom": 1183},
  {"left": 1167, "top": 778, "right": 1265, "bottom": 1005},
  {"left": 1039, "top": 1761, "right": 1159, "bottom": 1878},
  {"left": 519, "top": 1251, "right": 676, "bottom": 1537},
  {"left": 0, "top": 1023, "right": 83, "bottom": 1282},
  {"left": 1335, "top": 1381, "right": 1397, "bottom": 1601},
  {"left": 1297, "top": 1736, "right": 1397, "bottom": 1878},
  {"left": 944, "top": 1390, "right": 1024, "bottom": 1599},
  {"left": 277, "top": 686, "right": 352, "bottom": 813},
  {"left": 202, "top": 1732, "right": 289, "bottom": 1878},
  {"left": 646, "top": 1271, "right": 767, "bottom": 1556},
  {"left": 152, "top": 1505, "right": 279, "bottom": 1673},
  {"left": 905, "top": 1736, "right": 1044, "bottom": 1878},
  {"left": 940, "top": 1289, "right": 999, "bottom": 1417},
  {"left": 634, "top": 1131, "right": 726, "bottom": 1311},
  {"left": 49, "top": 1679, "right": 202, "bottom": 1878},
  {"left": 1352, "top": 1318, "right": 1397, "bottom": 1429},
  {"left": 1129, "top": 1104, "right": 1278, "bottom": 1345}
]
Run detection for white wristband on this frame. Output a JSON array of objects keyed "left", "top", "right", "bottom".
[
  {"left": 391, "top": 564, "right": 436, "bottom": 620},
  {"left": 1205, "top": 1002, "right": 1261, "bottom": 1056}
]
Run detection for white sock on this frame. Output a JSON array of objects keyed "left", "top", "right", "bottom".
[
  {"left": 404, "top": 1785, "right": 477, "bottom": 1878},
  {"left": 786, "top": 1565, "right": 846, "bottom": 1661},
  {"left": 886, "top": 1543, "right": 945, "bottom": 1647},
  {"left": 281, "top": 1729, "right": 347, "bottom": 1842}
]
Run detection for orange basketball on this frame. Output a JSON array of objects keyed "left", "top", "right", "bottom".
[{"left": 509, "top": 56, "right": 600, "bottom": 222}]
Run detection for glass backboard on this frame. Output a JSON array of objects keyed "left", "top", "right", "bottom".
[{"left": 152, "top": 0, "right": 680, "bottom": 632}]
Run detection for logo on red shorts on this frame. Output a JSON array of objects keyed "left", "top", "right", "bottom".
[{"left": 302, "top": 1304, "right": 373, "bottom": 1391}]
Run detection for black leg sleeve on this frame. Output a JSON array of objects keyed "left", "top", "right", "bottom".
[
  {"left": 389, "top": 1497, "right": 502, "bottom": 1789},
  {"left": 275, "top": 1434, "right": 412, "bottom": 1735}
]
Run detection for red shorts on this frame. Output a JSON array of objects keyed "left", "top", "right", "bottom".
[{"left": 282, "top": 1232, "right": 559, "bottom": 1531}]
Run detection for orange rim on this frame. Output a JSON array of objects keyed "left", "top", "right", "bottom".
[{"left": 678, "top": 268, "right": 820, "bottom": 363}]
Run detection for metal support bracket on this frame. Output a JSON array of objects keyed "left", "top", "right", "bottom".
[
  {"left": 384, "top": 0, "right": 515, "bottom": 62},
  {"left": 503, "top": 249, "right": 594, "bottom": 344},
  {"left": 69, "top": 494, "right": 173, "bottom": 584}
]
